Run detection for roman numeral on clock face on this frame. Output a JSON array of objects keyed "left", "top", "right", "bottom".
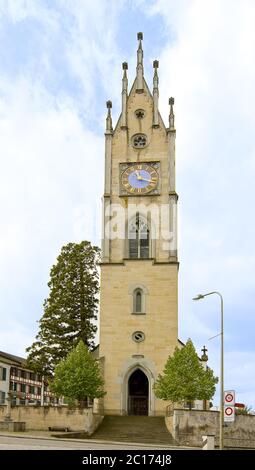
[{"left": 120, "top": 162, "right": 159, "bottom": 195}]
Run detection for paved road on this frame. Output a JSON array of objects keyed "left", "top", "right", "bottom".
[{"left": 0, "top": 435, "right": 178, "bottom": 450}]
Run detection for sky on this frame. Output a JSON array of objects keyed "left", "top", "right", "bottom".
[{"left": 0, "top": 0, "right": 255, "bottom": 410}]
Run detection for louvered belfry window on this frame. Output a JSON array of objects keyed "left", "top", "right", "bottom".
[{"left": 129, "top": 214, "right": 150, "bottom": 259}]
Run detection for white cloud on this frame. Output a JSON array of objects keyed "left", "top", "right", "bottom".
[
  {"left": 0, "top": 0, "right": 124, "bottom": 124},
  {"left": 153, "top": 1, "right": 255, "bottom": 161},
  {"left": 0, "top": 0, "right": 39, "bottom": 22},
  {"left": 0, "top": 0, "right": 127, "bottom": 355},
  {"left": 0, "top": 74, "right": 104, "bottom": 334},
  {"left": 146, "top": 1, "right": 255, "bottom": 296}
]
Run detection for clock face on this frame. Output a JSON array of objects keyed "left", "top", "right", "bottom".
[{"left": 121, "top": 163, "right": 159, "bottom": 195}]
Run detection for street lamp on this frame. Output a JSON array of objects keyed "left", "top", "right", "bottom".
[{"left": 193, "top": 291, "right": 224, "bottom": 450}]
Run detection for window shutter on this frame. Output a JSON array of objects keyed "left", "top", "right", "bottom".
[
  {"left": 140, "top": 233, "right": 149, "bottom": 258},
  {"left": 129, "top": 234, "right": 138, "bottom": 258}
]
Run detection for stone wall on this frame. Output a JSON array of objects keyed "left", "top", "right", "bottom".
[
  {"left": 0, "top": 405, "right": 103, "bottom": 434},
  {"left": 166, "top": 409, "right": 255, "bottom": 449}
]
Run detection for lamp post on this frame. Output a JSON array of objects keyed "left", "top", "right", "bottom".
[{"left": 193, "top": 291, "right": 224, "bottom": 450}]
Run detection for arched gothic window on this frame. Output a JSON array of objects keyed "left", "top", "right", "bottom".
[
  {"left": 129, "top": 283, "right": 148, "bottom": 315},
  {"left": 134, "top": 288, "right": 142, "bottom": 313},
  {"left": 129, "top": 214, "right": 150, "bottom": 259}
]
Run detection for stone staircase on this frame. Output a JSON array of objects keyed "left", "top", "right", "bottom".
[{"left": 90, "top": 415, "right": 176, "bottom": 446}]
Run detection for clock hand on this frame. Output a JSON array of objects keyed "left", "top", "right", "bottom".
[
  {"left": 135, "top": 170, "right": 142, "bottom": 180},
  {"left": 139, "top": 177, "right": 154, "bottom": 183}
]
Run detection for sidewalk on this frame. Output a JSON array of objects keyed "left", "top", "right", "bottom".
[{"left": 0, "top": 429, "right": 199, "bottom": 450}]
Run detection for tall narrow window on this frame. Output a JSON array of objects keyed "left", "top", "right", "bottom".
[
  {"left": 140, "top": 227, "right": 149, "bottom": 259},
  {"left": 129, "top": 214, "right": 150, "bottom": 259},
  {"left": 133, "top": 288, "right": 144, "bottom": 313},
  {"left": 129, "top": 223, "right": 139, "bottom": 259},
  {"left": 129, "top": 284, "right": 148, "bottom": 315},
  {"left": 0, "top": 367, "right": 6, "bottom": 381},
  {"left": 135, "top": 290, "right": 142, "bottom": 313}
]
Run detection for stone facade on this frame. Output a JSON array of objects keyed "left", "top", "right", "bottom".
[
  {"left": 99, "top": 33, "right": 178, "bottom": 416},
  {"left": 100, "top": 261, "right": 178, "bottom": 415}
]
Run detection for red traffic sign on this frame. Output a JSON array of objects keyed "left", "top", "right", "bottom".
[
  {"left": 225, "top": 407, "right": 234, "bottom": 416},
  {"left": 225, "top": 393, "right": 234, "bottom": 403},
  {"left": 224, "top": 405, "right": 235, "bottom": 422},
  {"left": 235, "top": 403, "right": 245, "bottom": 409},
  {"left": 224, "top": 390, "right": 235, "bottom": 406}
]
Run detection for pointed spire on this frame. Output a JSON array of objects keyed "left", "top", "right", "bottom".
[
  {"left": 153, "top": 60, "right": 159, "bottom": 127},
  {"left": 121, "top": 62, "right": 128, "bottom": 129},
  {"left": 106, "top": 100, "right": 113, "bottom": 133},
  {"left": 136, "top": 32, "right": 144, "bottom": 93},
  {"left": 169, "top": 97, "right": 175, "bottom": 130}
]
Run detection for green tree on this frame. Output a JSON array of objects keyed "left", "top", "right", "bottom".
[
  {"left": 26, "top": 241, "right": 100, "bottom": 375},
  {"left": 154, "top": 339, "right": 218, "bottom": 408},
  {"left": 50, "top": 340, "right": 105, "bottom": 406}
]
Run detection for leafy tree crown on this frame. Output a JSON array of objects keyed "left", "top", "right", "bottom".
[
  {"left": 50, "top": 340, "right": 105, "bottom": 405},
  {"left": 154, "top": 339, "right": 218, "bottom": 404}
]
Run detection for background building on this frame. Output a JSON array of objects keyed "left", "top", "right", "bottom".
[{"left": 0, "top": 350, "right": 57, "bottom": 406}]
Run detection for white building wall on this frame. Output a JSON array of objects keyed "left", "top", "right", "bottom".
[{"left": 0, "top": 361, "right": 11, "bottom": 404}]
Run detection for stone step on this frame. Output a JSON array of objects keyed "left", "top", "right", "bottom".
[{"left": 90, "top": 416, "right": 176, "bottom": 445}]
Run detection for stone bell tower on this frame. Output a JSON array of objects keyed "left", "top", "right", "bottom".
[{"left": 99, "top": 33, "right": 178, "bottom": 416}]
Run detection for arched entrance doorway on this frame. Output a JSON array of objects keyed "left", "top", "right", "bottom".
[{"left": 128, "top": 369, "right": 149, "bottom": 415}]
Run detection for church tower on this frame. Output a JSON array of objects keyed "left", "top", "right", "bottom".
[{"left": 99, "top": 33, "right": 178, "bottom": 416}]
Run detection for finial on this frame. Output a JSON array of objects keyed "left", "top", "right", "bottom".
[
  {"left": 122, "top": 62, "right": 128, "bottom": 82},
  {"left": 169, "top": 97, "right": 175, "bottom": 130},
  {"left": 201, "top": 346, "right": 208, "bottom": 362},
  {"left": 153, "top": 61, "right": 159, "bottom": 81},
  {"left": 106, "top": 100, "right": 113, "bottom": 132},
  {"left": 121, "top": 63, "right": 128, "bottom": 128},
  {"left": 136, "top": 32, "right": 144, "bottom": 92},
  {"left": 153, "top": 60, "right": 159, "bottom": 127}
]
